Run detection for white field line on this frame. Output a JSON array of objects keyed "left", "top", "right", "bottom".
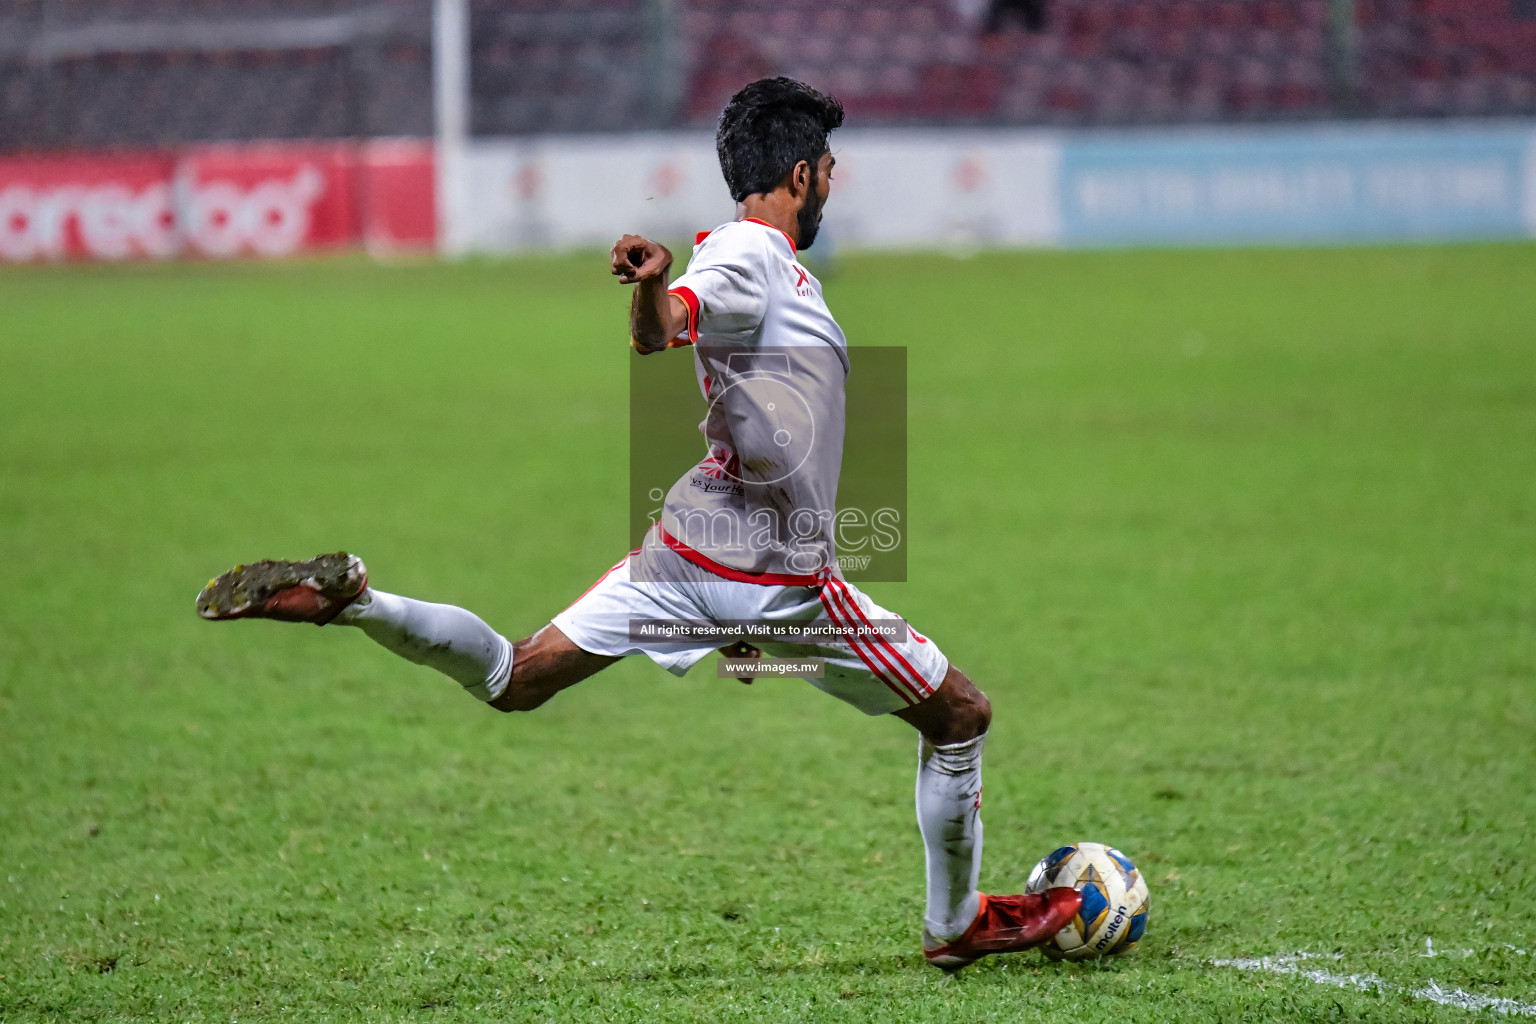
[
  {"left": 1422, "top": 938, "right": 1532, "bottom": 960},
  {"left": 1211, "top": 953, "right": 1536, "bottom": 1017}
]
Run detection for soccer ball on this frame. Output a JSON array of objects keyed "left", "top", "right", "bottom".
[{"left": 1025, "top": 842, "right": 1150, "bottom": 960}]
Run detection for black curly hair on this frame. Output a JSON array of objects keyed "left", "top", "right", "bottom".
[{"left": 716, "top": 77, "right": 845, "bottom": 203}]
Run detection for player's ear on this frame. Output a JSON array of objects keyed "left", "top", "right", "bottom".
[{"left": 790, "top": 159, "right": 812, "bottom": 198}]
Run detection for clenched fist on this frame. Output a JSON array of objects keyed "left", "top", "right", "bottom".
[{"left": 610, "top": 234, "right": 672, "bottom": 284}]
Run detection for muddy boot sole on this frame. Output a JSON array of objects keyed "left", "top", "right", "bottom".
[{"left": 196, "top": 552, "right": 367, "bottom": 624}]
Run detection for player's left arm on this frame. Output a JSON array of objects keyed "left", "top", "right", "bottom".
[{"left": 610, "top": 234, "right": 689, "bottom": 354}]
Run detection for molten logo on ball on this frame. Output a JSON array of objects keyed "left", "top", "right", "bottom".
[{"left": 1025, "top": 842, "right": 1150, "bottom": 960}]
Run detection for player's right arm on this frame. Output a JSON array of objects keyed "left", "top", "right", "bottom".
[{"left": 610, "top": 234, "right": 689, "bottom": 355}]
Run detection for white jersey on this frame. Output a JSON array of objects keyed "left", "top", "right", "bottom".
[
  {"left": 554, "top": 218, "right": 949, "bottom": 717},
  {"left": 658, "top": 218, "right": 849, "bottom": 582}
]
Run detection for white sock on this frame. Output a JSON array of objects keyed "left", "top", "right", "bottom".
[
  {"left": 335, "top": 589, "right": 513, "bottom": 702},
  {"left": 916, "top": 732, "right": 985, "bottom": 942}
]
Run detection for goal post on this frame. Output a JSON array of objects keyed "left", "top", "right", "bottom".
[
  {"left": 428, "top": 0, "right": 688, "bottom": 256},
  {"left": 432, "top": 0, "right": 470, "bottom": 257}
]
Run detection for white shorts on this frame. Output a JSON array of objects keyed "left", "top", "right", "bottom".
[{"left": 551, "top": 533, "right": 949, "bottom": 716}]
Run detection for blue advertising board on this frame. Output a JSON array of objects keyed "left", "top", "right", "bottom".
[{"left": 1058, "top": 123, "right": 1536, "bottom": 246}]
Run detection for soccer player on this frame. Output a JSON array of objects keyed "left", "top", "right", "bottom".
[{"left": 195, "top": 77, "right": 1080, "bottom": 971}]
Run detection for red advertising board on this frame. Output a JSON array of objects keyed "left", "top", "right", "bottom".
[
  {"left": 0, "top": 140, "right": 434, "bottom": 262},
  {"left": 360, "top": 139, "right": 438, "bottom": 257}
]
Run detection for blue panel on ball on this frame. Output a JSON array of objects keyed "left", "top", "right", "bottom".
[
  {"left": 1107, "top": 848, "right": 1140, "bottom": 888},
  {"left": 1043, "top": 845, "right": 1077, "bottom": 883},
  {"left": 1077, "top": 874, "right": 1110, "bottom": 933},
  {"left": 1125, "top": 909, "right": 1148, "bottom": 945}
]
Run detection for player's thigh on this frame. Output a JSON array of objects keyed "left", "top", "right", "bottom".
[
  {"left": 500, "top": 545, "right": 719, "bottom": 715},
  {"left": 489, "top": 623, "right": 620, "bottom": 712},
  {"left": 789, "top": 577, "right": 952, "bottom": 716}
]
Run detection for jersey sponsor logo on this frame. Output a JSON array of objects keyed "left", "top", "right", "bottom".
[
  {"left": 793, "top": 265, "right": 813, "bottom": 296},
  {"left": 688, "top": 478, "right": 744, "bottom": 496}
]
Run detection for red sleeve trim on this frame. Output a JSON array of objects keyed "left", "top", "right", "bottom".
[{"left": 668, "top": 285, "right": 700, "bottom": 344}]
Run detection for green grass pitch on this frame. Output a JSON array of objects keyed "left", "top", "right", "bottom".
[{"left": 1, "top": 243, "right": 1534, "bottom": 1022}]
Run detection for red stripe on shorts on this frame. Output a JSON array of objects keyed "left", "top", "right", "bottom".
[
  {"left": 823, "top": 583, "right": 915, "bottom": 706},
  {"left": 825, "top": 578, "right": 933, "bottom": 701},
  {"left": 817, "top": 587, "right": 918, "bottom": 706}
]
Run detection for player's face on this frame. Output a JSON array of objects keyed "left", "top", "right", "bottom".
[{"left": 797, "top": 151, "right": 835, "bottom": 250}]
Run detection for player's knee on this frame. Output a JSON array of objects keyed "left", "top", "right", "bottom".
[
  {"left": 969, "top": 685, "right": 993, "bottom": 734},
  {"left": 956, "top": 683, "right": 992, "bottom": 738},
  {"left": 490, "top": 679, "right": 551, "bottom": 713},
  {"left": 489, "top": 654, "right": 556, "bottom": 713},
  {"left": 490, "top": 630, "right": 614, "bottom": 713},
  {"left": 945, "top": 668, "right": 992, "bottom": 739}
]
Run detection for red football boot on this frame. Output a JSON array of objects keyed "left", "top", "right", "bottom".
[
  {"left": 196, "top": 552, "right": 367, "bottom": 626},
  {"left": 922, "top": 888, "right": 1083, "bottom": 972}
]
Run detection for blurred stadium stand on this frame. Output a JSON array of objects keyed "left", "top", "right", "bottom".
[
  {"left": 2, "top": 0, "right": 1534, "bottom": 151},
  {"left": 0, "top": 0, "right": 433, "bottom": 150},
  {"left": 684, "top": 0, "right": 1536, "bottom": 127}
]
